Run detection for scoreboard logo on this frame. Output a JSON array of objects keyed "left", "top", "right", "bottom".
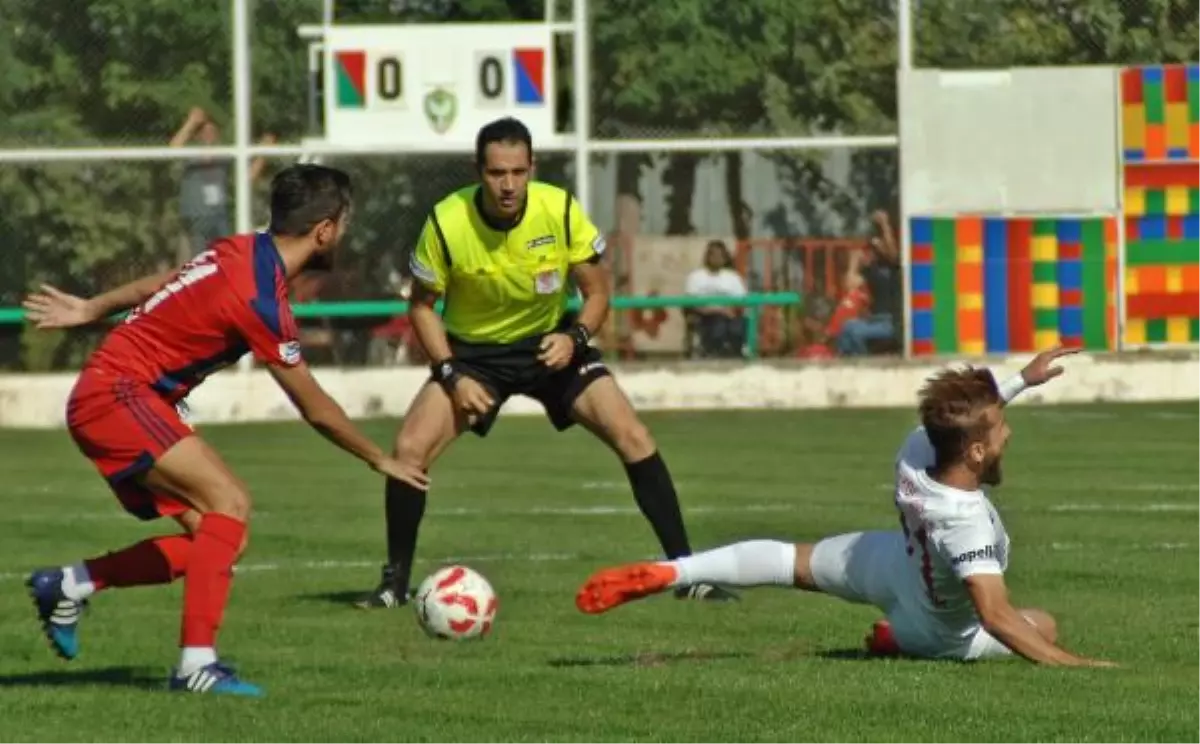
[{"left": 424, "top": 88, "right": 458, "bottom": 133}]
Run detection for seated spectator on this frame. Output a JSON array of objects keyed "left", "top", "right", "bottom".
[
  {"left": 837, "top": 211, "right": 901, "bottom": 356},
  {"left": 684, "top": 240, "right": 747, "bottom": 358},
  {"left": 796, "top": 294, "right": 837, "bottom": 360},
  {"left": 795, "top": 280, "right": 870, "bottom": 360}
]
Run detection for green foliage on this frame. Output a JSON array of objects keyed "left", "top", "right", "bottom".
[{"left": 0, "top": 0, "right": 1196, "bottom": 366}]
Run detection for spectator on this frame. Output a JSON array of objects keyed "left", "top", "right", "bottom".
[
  {"left": 684, "top": 239, "right": 747, "bottom": 358},
  {"left": 796, "top": 293, "right": 837, "bottom": 360},
  {"left": 837, "top": 210, "right": 901, "bottom": 356},
  {"left": 170, "top": 107, "right": 274, "bottom": 256}
]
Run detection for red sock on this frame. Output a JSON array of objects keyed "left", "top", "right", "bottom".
[
  {"left": 180, "top": 513, "right": 247, "bottom": 648},
  {"left": 85, "top": 534, "right": 193, "bottom": 591}
]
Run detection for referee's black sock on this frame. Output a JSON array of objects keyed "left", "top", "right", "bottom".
[
  {"left": 384, "top": 477, "right": 427, "bottom": 591},
  {"left": 624, "top": 451, "right": 693, "bottom": 559}
]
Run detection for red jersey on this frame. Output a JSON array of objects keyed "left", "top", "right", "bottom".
[{"left": 85, "top": 233, "right": 302, "bottom": 402}]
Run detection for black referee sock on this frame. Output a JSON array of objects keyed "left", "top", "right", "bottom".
[
  {"left": 384, "top": 476, "right": 427, "bottom": 591},
  {"left": 624, "top": 451, "right": 693, "bottom": 560}
]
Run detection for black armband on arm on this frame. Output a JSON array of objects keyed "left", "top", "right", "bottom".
[{"left": 430, "top": 359, "right": 463, "bottom": 392}]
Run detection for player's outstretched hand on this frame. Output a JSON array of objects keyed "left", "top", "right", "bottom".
[
  {"left": 1080, "top": 658, "right": 1119, "bottom": 669},
  {"left": 451, "top": 376, "right": 495, "bottom": 417},
  {"left": 1020, "top": 345, "right": 1080, "bottom": 387},
  {"left": 537, "top": 333, "right": 575, "bottom": 370},
  {"left": 22, "top": 284, "right": 97, "bottom": 329},
  {"left": 374, "top": 457, "right": 430, "bottom": 491}
]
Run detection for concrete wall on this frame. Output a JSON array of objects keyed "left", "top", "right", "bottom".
[{"left": 1, "top": 352, "right": 1195, "bottom": 429}]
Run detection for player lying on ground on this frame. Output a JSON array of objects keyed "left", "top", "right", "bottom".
[
  {"left": 21, "top": 165, "right": 426, "bottom": 696},
  {"left": 576, "top": 349, "right": 1117, "bottom": 667},
  {"left": 356, "top": 117, "right": 735, "bottom": 608}
]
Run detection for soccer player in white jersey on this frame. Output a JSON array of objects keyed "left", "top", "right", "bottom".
[{"left": 575, "top": 348, "right": 1116, "bottom": 667}]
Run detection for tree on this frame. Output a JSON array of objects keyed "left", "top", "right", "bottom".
[{"left": 0, "top": 0, "right": 1196, "bottom": 368}]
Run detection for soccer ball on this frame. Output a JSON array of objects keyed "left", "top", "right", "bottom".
[{"left": 413, "top": 565, "right": 498, "bottom": 640}]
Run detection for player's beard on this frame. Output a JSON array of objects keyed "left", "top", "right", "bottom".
[
  {"left": 981, "top": 455, "right": 1003, "bottom": 486},
  {"left": 304, "top": 249, "right": 335, "bottom": 273}
]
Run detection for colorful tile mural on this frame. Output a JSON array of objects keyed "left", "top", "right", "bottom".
[{"left": 909, "top": 216, "right": 1117, "bottom": 355}]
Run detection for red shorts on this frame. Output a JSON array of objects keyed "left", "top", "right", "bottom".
[{"left": 67, "top": 369, "right": 194, "bottom": 521}]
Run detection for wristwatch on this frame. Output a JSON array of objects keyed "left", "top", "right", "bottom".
[
  {"left": 430, "top": 359, "right": 462, "bottom": 391},
  {"left": 568, "top": 324, "right": 591, "bottom": 357}
]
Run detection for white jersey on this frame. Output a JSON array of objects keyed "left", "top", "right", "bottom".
[{"left": 892, "top": 427, "right": 1010, "bottom": 644}]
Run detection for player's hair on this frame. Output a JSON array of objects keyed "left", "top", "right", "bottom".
[
  {"left": 705, "top": 239, "right": 734, "bottom": 269},
  {"left": 475, "top": 117, "right": 533, "bottom": 166},
  {"left": 268, "top": 164, "right": 352, "bottom": 236},
  {"left": 918, "top": 366, "right": 1002, "bottom": 469}
]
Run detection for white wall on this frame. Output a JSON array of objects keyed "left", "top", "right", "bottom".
[{"left": 2, "top": 353, "right": 1195, "bottom": 429}]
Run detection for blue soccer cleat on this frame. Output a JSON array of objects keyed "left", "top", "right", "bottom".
[
  {"left": 26, "top": 568, "right": 86, "bottom": 661},
  {"left": 169, "top": 662, "right": 264, "bottom": 697}
]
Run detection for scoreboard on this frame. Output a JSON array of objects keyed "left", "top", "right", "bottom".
[{"left": 324, "top": 24, "right": 558, "bottom": 151}]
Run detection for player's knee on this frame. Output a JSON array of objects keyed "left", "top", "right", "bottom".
[
  {"left": 792, "top": 543, "right": 821, "bottom": 592},
  {"left": 394, "top": 431, "right": 435, "bottom": 468},
  {"left": 1021, "top": 608, "right": 1058, "bottom": 644},
  {"left": 199, "top": 482, "right": 252, "bottom": 522},
  {"left": 613, "top": 420, "right": 656, "bottom": 462},
  {"left": 224, "top": 490, "right": 253, "bottom": 522}
]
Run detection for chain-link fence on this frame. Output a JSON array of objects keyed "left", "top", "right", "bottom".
[{"left": 1, "top": 1, "right": 1196, "bottom": 370}]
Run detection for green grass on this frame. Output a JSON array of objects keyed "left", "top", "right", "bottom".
[{"left": 0, "top": 403, "right": 1196, "bottom": 742}]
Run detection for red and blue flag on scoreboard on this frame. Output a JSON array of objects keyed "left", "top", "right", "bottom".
[{"left": 513, "top": 48, "right": 545, "bottom": 104}]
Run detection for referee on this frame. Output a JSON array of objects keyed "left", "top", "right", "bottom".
[{"left": 356, "top": 117, "right": 736, "bottom": 608}]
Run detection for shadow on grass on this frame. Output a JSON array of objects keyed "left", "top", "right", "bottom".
[
  {"left": 294, "top": 590, "right": 371, "bottom": 606},
  {"left": 815, "top": 648, "right": 960, "bottom": 664},
  {"left": 814, "top": 648, "right": 883, "bottom": 661},
  {"left": 549, "top": 646, "right": 923, "bottom": 668},
  {"left": 548, "top": 650, "right": 751, "bottom": 668},
  {"left": 0, "top": 665, "right": 162, "bottom": 690}
]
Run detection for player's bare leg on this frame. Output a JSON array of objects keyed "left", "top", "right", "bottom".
[
  {"left": 570, "top": 377, "right": 737, "bottom": 603},
  {"left": 25, "top": 435, "right": 256, "bottom": 692},
  {"left": 358, "top": 381, "right": 468, "bottom": 609},
  {"left": 133, "top": 436, "right": 261, "bottom": 696}
]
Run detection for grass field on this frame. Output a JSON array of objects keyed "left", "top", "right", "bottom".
[{"left": 0, "top": 402, "right": 1196, "bottom": 742}]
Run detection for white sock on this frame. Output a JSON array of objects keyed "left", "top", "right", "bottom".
[
  {"left": 61, "top": 563, "right": 96, "bottom": 601},
  {"left": 668, "top": 540, "right": 797, "bottom": 588},
  {"left": 178, "top": 646, "right": 218, "bottom": 677}
]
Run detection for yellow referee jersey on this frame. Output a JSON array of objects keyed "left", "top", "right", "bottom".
[{"left": 409, "top": 181, "right": 605, "bottom": 343}]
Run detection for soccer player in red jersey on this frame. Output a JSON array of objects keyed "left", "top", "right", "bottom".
[{"left": 21, "top": 164, "right": 427, "bottom": 696}]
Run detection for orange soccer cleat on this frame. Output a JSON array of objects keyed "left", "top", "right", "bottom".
[{"left": 575, "top": 562, "right": 678, "bottom": 614}]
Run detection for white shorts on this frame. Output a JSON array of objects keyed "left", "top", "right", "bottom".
[{"left": 809, "top": 530, "right": 1014, "bottom": 661}]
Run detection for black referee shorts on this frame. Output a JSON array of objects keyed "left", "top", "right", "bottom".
[{"left": 442, "top": 329, "right": 611, "bottom": 437}]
